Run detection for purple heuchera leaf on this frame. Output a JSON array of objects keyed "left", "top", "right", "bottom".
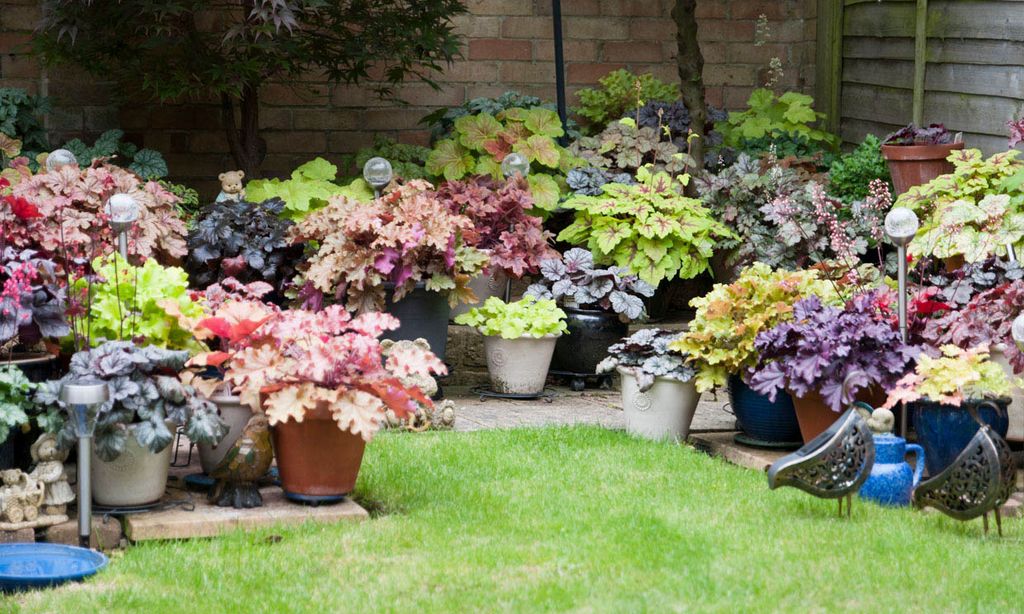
[{"left": 374, "top": 248, "right": 400, "bottom": 275}]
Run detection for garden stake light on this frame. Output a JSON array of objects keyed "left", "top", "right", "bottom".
[
  {"left": 363, "top": 156, "right": 393, "bottom": 199},
  {"left": 45, "top": 148, "right": 77, "bottom": 171},
  {"left": 884, "top": 206, "right": 919, "bottom": 436},
  {"left": 500, "top": 153, "right": 531, "bottom": 301},
  {"left": 105, "top": 194, "right": 139, "bottom": 260},
  {"left": 60, "top": 380, "right": 109, "bottom": 549}
]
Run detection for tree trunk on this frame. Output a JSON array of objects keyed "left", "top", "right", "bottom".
[
  {"left": 672, "top": 0, "right": 707, "bottom": 172},
  {"left": 220, "top": 86, "right": 264, "bottom": 178}
]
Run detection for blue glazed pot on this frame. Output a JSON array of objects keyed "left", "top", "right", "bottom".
[
  {"left": 859, "top": 434, "right": 924, "bottom": 506},
  {"left": 911, "top": 398, "right": 1009, "bottom": 475},
  {"left": 727, "top": 375, "right": 801, "bottom": 443}
]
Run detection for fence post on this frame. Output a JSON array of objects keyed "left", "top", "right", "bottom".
[
  {"left": 815, "top": 0, "right": 844, "bottom": 135},
  {"left": 912, "top": 0, "right": 928, "bottom": 125}
]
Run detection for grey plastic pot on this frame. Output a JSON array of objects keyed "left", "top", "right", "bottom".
[
  {"left": 619, "top": 368, "right": 700, "bottom": 441},
  {"left": 382, "top": 282, "right": 452, "bottom": 361},
  {"left": 91, "top": 422, "right": 175, "bottom": 507},
  {"left": 484, "top": 334, "right": 559, "bottom": 394},
  {"left": 198, "top": 389, "right": 254, "bottom": 474}
]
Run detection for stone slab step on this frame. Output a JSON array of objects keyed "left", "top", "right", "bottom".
[
  {"left": 124, "top": 488, "right": 368, "bottom": 542},
  {"left": 688, "top": 431, "right": 788, "bottom": 472}
]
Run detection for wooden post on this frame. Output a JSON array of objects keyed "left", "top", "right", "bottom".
[
  {"left": 912, "top": 0, "right": 928, "bottom": 125},
  {"left": 815, "top": 0, "right": 844, "bottom": 135}
]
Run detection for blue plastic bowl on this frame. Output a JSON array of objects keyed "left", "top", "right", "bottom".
[{"left": 0, "top": 543, "right": 108, "bottom": 592}]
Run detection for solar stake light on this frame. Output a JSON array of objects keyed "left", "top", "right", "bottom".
[
  {"left": 105, "top": 194, "right": 139, "bottom": 260},
  {"left": 61, "top": 380, "right": 108, "bottom": 549},
  {"left": 500, "top": 153, "right": 530, "bottom": 179},
  {"left": 1013, "top": 313, "right": 1024, "bottom": 352},
  {"left": 884, "top": 206, "right": 919, "bottom": 437},
  {"left": 363, "top": 157, "right": 393, "bottom": 198},
  {"left": 45, "top": 148, "right": 78, "bottom": 171}
]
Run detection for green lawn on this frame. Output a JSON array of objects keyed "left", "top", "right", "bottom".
[{"left": 7, "top": 426, "right": 1024, "bottom": 612}]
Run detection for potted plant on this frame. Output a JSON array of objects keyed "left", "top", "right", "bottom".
[
  {"left": 455, "top": 296, "right": 567, "bottom": 395},
  {"left": 596, "top": 329, "right": 699, "bottom": 441},
  {"left": 526, "top": 248, "right": 654, "bottom": 380},
  {"left": 748, "top": 291, "right": 920, "bottom": 443},
  {"left": 671, "top": 263, "right": 837, "bottom": 445},
  {"left": 558, "top": 165, "right": 732, "bottom": 290},
  {"left": 290, "top": 179, "right": 487, "bottom": 361},
  {"left": 0, "top": 247, "right": 69, "bottom": 381},
  {"left": 881, "top": 123, "right": 963, "bottom": 195},
  {"left": 223, "top": 306, "right": 445, "bottom": 502},
  {"left": 436, "top": 176, "right": 557, "bottom": 319},
  {"left": 918, "top": 279, "right": 1024, "bottom": 441},
  {"left": 883, "top": 344, "right": 1011, "bottom": 475},
  {"left": 35, "top": 341, "right": 227, "bottom": 506},
  {"left": 0, "top": 364, "right": 34, "bottom": 470},
  {"left": 186, "top": 196, "right": 304, "bottom": 302},
  {"left": 181, "top": 279, "right": 279, "bottom": 474}
]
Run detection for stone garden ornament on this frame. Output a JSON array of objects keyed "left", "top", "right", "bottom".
[
  {"left": 28, "top": 433, "right": 74, "bottom": 516},
  {"left": 215, "top": 170, "right": 246, "bottom": 203},
  {"left": 0, "top": 468, "right": 68, "bottom": 531}
]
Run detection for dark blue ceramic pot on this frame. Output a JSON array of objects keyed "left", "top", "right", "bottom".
[
  {"left": 727, "top": 375, "right": 801, "bottom": 444},
  {"left": 911, "top": 398, "right": 1009, "bottom": 475},
  {"left": 859, "top": 434, "right": 924, "bottom": 506}
]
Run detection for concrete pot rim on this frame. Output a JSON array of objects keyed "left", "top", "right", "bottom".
[{"left": 482, "top": 333, "right": 563, "bottom": 340}]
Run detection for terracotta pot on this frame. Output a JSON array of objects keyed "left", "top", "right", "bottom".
[
  {"left": 790, "top": 387, "right": 887, "bottom": 443},
  {"left": 198, "top": 389, "right": 254, "bottom": 474},
  {"left": 881, "top": 141, "right": 963, "bottom": 196},
  {"left": 483, "top": 334, "right": 558, "bottom": 395},
  {"left": 271, "top": 404, "right": 366, "bottom": 503}
]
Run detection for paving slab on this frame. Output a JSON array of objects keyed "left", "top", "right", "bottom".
[
  {"left": 124, "top": 488, "right": 368, "bottom": 542},
  {"left": 688, "top": 431, "right": 788, "bottom": 472}
]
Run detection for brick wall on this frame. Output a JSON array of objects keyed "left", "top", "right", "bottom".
[{"left": 0, "top": 0, "right": 816, "bottom": 197}]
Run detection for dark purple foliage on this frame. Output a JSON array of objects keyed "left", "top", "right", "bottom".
[
  {"left": 748, "top": 291, "right": 920, "bottom": 412},
  {"left": 0, "top": 247, "right": 70, "bottom": 345},
  {"left": 883, "top": 123, "right": 954, "bottom": 146}
]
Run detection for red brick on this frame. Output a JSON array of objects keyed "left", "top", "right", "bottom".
[
  {"left": 499, "top": 61, "right": 555, "bottom": 84},
  {"left": 0, "top": 55, "right": 37, "bottom": 79},
  {"left": 532, "top": 40, "right": 598, "bottom": 62},
  {"left": 704, "top": 86, "right": 725, "bottom": 108},
  {"left": 603, "top": 41, "right": 664, "bottom": 63},
  {"left": 695, "top": 2, "right": 727, "bottom": 19},
  {"left": 567, "top": 62, "right": 626, "bottom": 85},
  {"left": 451, "top": 14, "right": 502, "bottom": 37},
  {"left": 263, "top": 130, "right": 327, "bottom": 153},
  {"left": 467, "top": 0, "right": 533, "bottom": 15},
  {"left": 704, "top": 64, "right": 758, "bottom": 87},
  {"left": 728, "top": 42, "right": 789, "bottom": 65},
  {"left": 0, "top": 6, "right": 40, "bottom": 31},
  {"left": 441, "top": 61, "right": 500, "bottom": 83},
  {"left": 698, "top": 19, "right": 756, "bottom": 43},
  {"left": 392, "top": 83, "right": 466, "bottom": 107},
  {"left": 599, "top": 0, "right": 668, "bottom": 17},
  {"left": 262, "top": 83, "right": 328, "bottom": 106},
  {"left": 564, "top": 17, "right": 629, "bottom": 40},
  {"left": 534, "top": 0, "right": 601, "bottom": 15},
  {"left": 360, "top": 108, "right": 430, "bottom": 131},
  {"left": 724, "top": 86, "right": 756, "bottom": 110},
  {"left": 699, "top": 42, "right": 728, "bottom": 64},
  {"left": 329, "top": 131, "right": 376, "bottom": 153},
  {"left": 629, "top": 18, "right": 675, "bottom": 41},
  {"left": 261, "top": 108, "right": 294, "bottom": 130},
  {"left": 469, "top": 38, "right": 533, "bottom": 60},
  {"left": 731, "top": 0, "right": 788, "bottom": 20},
  {"left": 501, "top": 16, "right": 553, "bottom": 39}
]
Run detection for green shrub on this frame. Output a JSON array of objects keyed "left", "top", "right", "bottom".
[
  {"left": 827, "top": 135, "right": 891, "bottom": 203},
  {"left": 574, "top": 69, "right": 678, "bottom": 132},
  {"left": 716, "top": 89, "right": 838, "bottom": 153}
]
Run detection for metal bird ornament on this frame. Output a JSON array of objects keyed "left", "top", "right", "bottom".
[{"left": 209, "top": 413, "right": 274, "bottom": 509}]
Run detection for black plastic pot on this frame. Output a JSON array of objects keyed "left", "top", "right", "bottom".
[
  {"left": 382, "top": 282, "right": 452, "bottom": 362},
  {"left": 550, "top": 307, "right": 628, "bottom": 376}
]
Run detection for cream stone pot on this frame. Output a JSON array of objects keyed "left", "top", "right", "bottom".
[
  {"left": 988, "top": 344, "right": 1023, "bottom": 442},
  {"left": 618, "top": 368, "right": 700, "bottom": 442},
  {"left": 92, "top": 422, "right": 175, "bottom": 507},
  {"left": 483, "top": 334, "right": 559, "bottom": 395},
  {"left": 198, "top": 390, "right": 254, "bottom": 474},
  {"left": 451, "top": 264, "right": 509, "bottom": 320}
]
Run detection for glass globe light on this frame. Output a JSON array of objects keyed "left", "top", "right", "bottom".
[
  {"left": 500, "top": 152, "right": 530, "bottom": 178},
  {"left": 362, "top": 157, "right": 393, "bottom": 189},
  {"left": 1012, "top": 313, "right": 1024, "bottom": 351},
  {"left": 106, "top": 194, "right": 139, "bottom": 229},
  {"left": 46, "top": 148, "right": 78, "bottom": 171},
  {"left": 884, "top": 207, "right": 919, "bottom": 246}
]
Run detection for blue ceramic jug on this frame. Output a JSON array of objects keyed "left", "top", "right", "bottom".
[{"left": 858, "top": 433, "right": 924, "bottom": 507}]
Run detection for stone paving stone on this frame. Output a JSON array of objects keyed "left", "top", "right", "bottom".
[
  {"left": 0, "top": 527, "right": 35, "bottom": 543},
  {"left": 687, "top": 431, "right": 787, "bottom": 472},
  {"left": 123, "top": 488, "right": 368, "bottom": 542},
  {"left": 44, "top": 516, "right": 123, "bottom": 550}
]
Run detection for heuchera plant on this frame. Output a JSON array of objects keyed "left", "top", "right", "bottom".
[
  {"left": 186, "top": 197, "right": 303, "bottom": 297},
  {"left": 883, "top": 345, "right": 1011, "bottom": 409},
  {"left": 898, "top": 149, "right": 1024, "bottom": 262},
  {"left": 422, "top": 90, "right": 582, "bottom": 142},
  {"left": 671, "top": 263, "right": 837, "bottom": 392},
  {"left": 748, "top": 291, "right": 920, "bottom": 412},
  {"left": 0, "top": 364, "right": 33, "bottom": 445},
  {"left": 573, "top": 69, "right": 679, "bottom": 132},
  {"left": 913, "top": 256, "right": 1024, "bottom": 307},
  {"left": 246, "top": 158, "right": 374, "bottom": 220},
  {"left": 919, "top": 280, "right": 1024, "bottom": 373},
  {"left": 454, "top": 296, "right": 567, "bottom": 339},
  {"left": 425, "top": 107, "right": 579, "bottom": 211},
  {"left": 0, "top": 247, "right": 70, "bottom": 346},
  {"left": 224, "top": 306, "right": 445, "bottom": 441},
  {"left": 596, "top": 328, "right": 694, "bottom": 392},
  {"left": 4, "top": 162, "right": 187, "bottom": 265},
  {"left": 558, "top": 165, "right": 733, "bottom": 286},
  {"left": 34, "top": 341, "right": 227, "bottom": 460},
  {"left": 883, "top": 123, "right": 954, "bottom": 146},
  {"left": 716, "top": 89, "right": 838, "bottom": 151},
  {"left": 435, "top": 176, "right": 557, "bottom": 277},
  {"left": 290, "top": 179, "right": 488, "bottom": 313},
  {"left": 70, "top": 253, "right": 205, "bottom": 351},
  {"left": 570, "top": 119, "right": 693, "bottom": 179},
  {"left": 525, "top": 248, "right": 655, "bottom": 322}
]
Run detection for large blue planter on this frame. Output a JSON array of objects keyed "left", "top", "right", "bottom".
[
  {"left": 911, "top": 398, "right": 1009, "bottom": 475},
  {"left": 727, "top": 375, "right": 801, "bottom": 444},
  {"left": 859, "top": 433, "right": 924, "bottom": 506}
]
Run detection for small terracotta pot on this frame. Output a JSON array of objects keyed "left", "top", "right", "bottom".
[
  {"left": 270, "top": 404, "right": 367, "bottom": 503},
  {"left": 881, "top": 141, "right": 963, "bottom": 196},
  {"left": 791, "top": 387, "right": 887, "bottom": 443}
]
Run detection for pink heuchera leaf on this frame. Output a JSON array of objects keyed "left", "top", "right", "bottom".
[
  {"left": 1009, "top": 118, "right": 1024, "bottom": 148},
  {"left": 374, "top": 247, "right": 400, "bottom": 274}
]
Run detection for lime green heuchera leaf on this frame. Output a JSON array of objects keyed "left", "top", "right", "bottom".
[
  {"left": 514, "top": 135, "right": 561, "bottom": 168},
  {"left": 883, "top": 345, "right": 1012, "bottom": 409},
  {"left": 454, "top": 296, "right": 567, "bottom": 339},
  {"left": 455, "top": 113, "right": 503, "bottom": 151},
  {"left": 425, "top": 139, "right": 474, "bottom": 181},
  {"left": 475, "top": 156, "right": 503, "bottom": 180},
  {"left": 293, "top": 157, "right": 338, "bottom": 181},
  {"left": 523, "top": 108, "right": 564, "bottom": 139},
  {"left": 526, "top": 174, "right": 560, "bottom": 211}
]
